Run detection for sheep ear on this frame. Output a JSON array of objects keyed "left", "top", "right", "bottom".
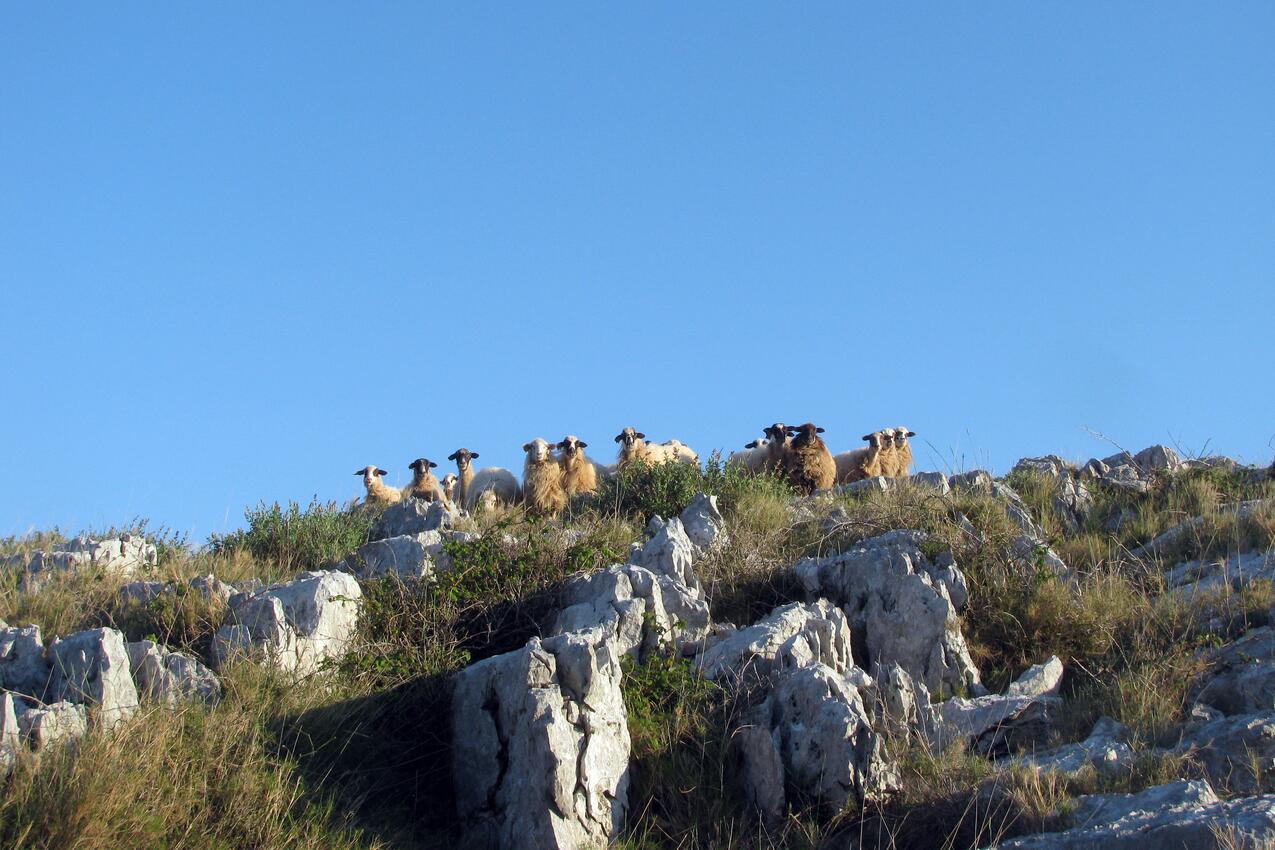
[
  {"left": 354, "top": 470, "right": 364, "bottom": 476},
  {"left": 522, "top": 443, "right": 532, "bottom": 452},
  {"left": 375, "top": 468, "right": 388, "bottom": 476},
  {"left": 429, "top": 461, "right": 438, "bottom": 468},
  {"left": 635, "top": 432, "right": 646, "bottom": 439},
  {"left": 862, "top": 434, "right": 873, "bottom": 442},
  {"left": 816, "top": 427, "right": 825, "bottom": 433},
  {"left": 907, "top": 431, "right": 916, "bottom": 438},
  {"left": 614, "top": 433, "right": 624, "bottom": 442},
  {"left": 447, "top": 452, "right": 458, "bottom": 461},
  {"left": 577, "top": 441, "right": 587, "bottom": 448},
  {"left": 470, "top": 452, "right": 479, "bottom": 459}
]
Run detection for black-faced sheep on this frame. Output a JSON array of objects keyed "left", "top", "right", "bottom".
[
  {"left": 447, "top": 448, "right": 520, "bottom": 510},
  {"left": 404, "top": 458, "right": 446, "bottom": 502},
  {"left": 522, "top": 437, "right": 568, "bottom": 516},
  {"left": 613, "top": 426, "right": 700, "bottom": 470},
  {"left": 782, "top": 423, "right": 836, "bottom": 494},
  {"left": 354, "top": 465, "right": 402, "bottom": 506},
  {"left": 557, "top": 435, "right": 599, "bottom": 496},
  {"left": 834, "top": 431, "right": 888, "bottom": 484},
  {"left": 761, "top": 423, "right": 793, "bottom": 474}
]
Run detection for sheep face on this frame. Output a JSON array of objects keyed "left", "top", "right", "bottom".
[
  {"left": 787, "top": 423, "right": 825, "bottom": 447},
  {"left": 408, "top": 458, "right": 438, "bottom": 473},
  {"left": 355, "top": 466, "right": 389, "bottom": 487},
  {"left": 523, "top": 438, "right": 555, "bottom": 464},
  {"left": 862, "top": 431, "right": 885, "bottom": 450},
  {"left": 558, "top": 435, "right": 588, "bottom": 458},
  {"left": 893, "top": 427, "right": 916, "bottom": 447},
  {"left": 447, "top": 448, "right": 479, "bottom": 472},
  {"left": 763, "top": 423, "right": 791, "bottom": 444},
  {"left": 613, "top": 427, "right": 646, "bottom": 448}
]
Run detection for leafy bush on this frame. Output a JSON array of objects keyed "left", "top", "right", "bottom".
[
  {"left": 208, "top": 500, "right": 373, "bottom": 574},
  {"left": 585, "top": 453, "right": 794, "bottom": 523}
]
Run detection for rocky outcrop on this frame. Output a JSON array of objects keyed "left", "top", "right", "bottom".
[
  {"left": 695, "top": 600, "right": 858, "bottom": 683},
  {"left": 996, "top": 780, "right": 1275, "bottom": 849},
  {"left": 629, "top": 516, "right": 702, "bottom": 595},
  {"left": 1012, "top": 716, "right": 1133, "bottom": 776},
  {"left": 930, "top": 657, "right": 1064, "bottom": 757},
  {"left": 356, "top": 531, "right": 451, "bottom": 578},
  {"left": 1165, "top": 545, "right": 1275, "bottom": 598},
  {"left": 679, "top": 493, "right": 728, "bottom": 552},
  {"left": 47, "top": 627, "right": 138, "bottom": 729},
  {"left": 793, "top": 531, "right": 979, "bottom": 698},
  {"left": 12, "top": 534, "right": 157, "bottom": 591},
  {"left": 0, "top": 693, "right": 19, "bottom": 773},
  {"left": 1175, "top": 709, "right": 1275, "bottom": 794},
  {"left": 212, "top": 570, "right": 361, "bottom": 675},
  {"left": 16, "top": 700, "right": 88, "bottom": 750},
  {"left": 370, "top": 498, "right": 457, "bottom": 540},
  {"left": 451, "top": 631, "right": 629, "bottom": 850},
  {"left": 118, "top": 573, "right": 236, "bottom": 607},
  {"left": 127, "top": 640, "right": 221, "bottom": 705},
  {"left": 1191, "top": 628, "right": 1275, "bottom": 717},
  {"left": 0, "top": 624, "right": 52, "bottom": 698}
]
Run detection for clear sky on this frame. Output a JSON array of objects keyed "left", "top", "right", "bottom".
[{"left": 2, "top": 4, "right": 1272, "bottom": 540}]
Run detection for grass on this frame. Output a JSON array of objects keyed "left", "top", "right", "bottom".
[{"left": 3, "top": 458, "right": 1274, "bottom": 848}]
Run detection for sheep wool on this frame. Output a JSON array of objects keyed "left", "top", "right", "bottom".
[
  {"left": 834, "top": 431, "right": 888, "bottom": 484},
  {"left": 355, "top": 466, "right": 402, "bottom": 507},
  {"left": 404, "top": 458, "right": 446, "bottom": 502},
  {"left": 782, "top": 423, "right": 836, "bottom": 494},
  {"left": 614, "top": 426, "right": 700, "bottom": 470},
  {"left": 449, "top": 447, "right": 520, "bottom": 510},
  {"left": 522, "top": 438, "right": 568, "bottom": 516},
  {"left": 558, "top": 435, "right": 599, "bottom": 496},
  {"left": 890, "top": 427, "right": 916, "bottom": 478}
]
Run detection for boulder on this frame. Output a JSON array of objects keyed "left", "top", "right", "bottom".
[
  {"left": 212, "top": 570, "right": 362, "bottom": 675},
  {"left": 1192, "top": 628, "right": 1275, "bottom": 716},
  {"left": 737, "top": 662, "right": 898, "bottom": 822},
  {"left": 949, "top": 470, "right": 995, "bottom": 495},
  {"left": 695, "top": 600, "right": 859, "bottom": 683},
  {"left": 1069, "top": 779, "right": 1215, "bottom": 829},
  {"left": 832, "top": 476, "right": 893, "bottom": 496},
  {"left": 16, "top": 699, "right": 88, "bottom": 750},
  {"left": 356, "top": 532, "right": 447, "bottom": 578},
  {"left": 1175, "top": 709, "right": 1275, "bottom": 794},
  {"left": 629, "top": 516, "right": 702, "bottom": 596},
  {"left": 1010, "top": 456, "right": 1076, "bottom": 480},
  {"left": 47, "top": 627, "right": 138, "bottom": 729},
  {"left": 995, "top": 781, "right": 1275, "bottom": 849},
  {"left": 0, "top": 624, "right": 52, "bottom": 698},
  {"left": 1165, "top": 545, "right": 1275, "bottom": 598},
  {"left": 118, "top": 580, "right": 171, "bottom": 606},
  {"left": 552, "top": 563, "right": 710, "bottom": 659},
  {"left": 930, "top": 661, "right": 1065, "bottom": 756},
  {"left": 1005, "top": 656, "right": 1064, "bottom": 698},
  {"left": 679, "top": 493, "right": 728, "bottom": 552},
  {"left": 1012, "top": 716, "right": 1133, "bottom": 776},
  {"left": 451, "top": 631, "right": 629, "bottom": 849},
  {"left": 793, "top": 531, "right": 979, "bottom": 698},
  {"left": 370, "top": 498, "right": 457, "bottom": 540},
  {"left": 910, "top": 471, "right": 951, "bottom": 495},
  {"left": 127, "top": 640, "right": 221, "bottom": 705},
  {"left": 871, "top": 661, "right": 934, "bottom": 737},
  {"left": 188, "top": 574, "right": 235, "bottom": 604},
  {"left": 19, "top": 534, "right": 157, "bottom": 590}
]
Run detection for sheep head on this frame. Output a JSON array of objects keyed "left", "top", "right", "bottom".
[
  {"left": 408, "top": 458, "right": 439, "bottom": 475},
  {"left": 558, "top": 435, "right": 589, "bottom": 457},
  {"left": 614, "top": 427, "right": 646, "bottom": 447},
  {"left": 893, "top": 427, "right": 916, "bottom": 447},
  {"left": 861, "top": 431, "right": 885, "bottom": 449},
  {"left": 447, "top": 448, "right": 479, "bottom": 471},
  {"left": 354, "top": 466, "right": 389, "bottom": 487},
  {"left": 786, "top": 423, "right": 825, "bottom": 447},
  {"left": 523, "top": 437, "right": 556, "bottom": 464},
  {"left": 763, "top": 423, "right": 792, "bottom": 445}
]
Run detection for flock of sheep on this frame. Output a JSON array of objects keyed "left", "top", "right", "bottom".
[{"left": 353, "top": 423, "right": 917, "bottom": 516}]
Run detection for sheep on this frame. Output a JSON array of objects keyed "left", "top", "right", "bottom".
[
  {"left": 782, "top": 423, "right": 836, "bottom": 494},
  {"left": 761, "top": 422, "right": 794, "bottom": 474},
  {"left": 887, "top": 426, "right": 917, "bottom": 478},
  {"left": 727, "top": 438, "right": 771, "bottom": 475},
  {"left": 834, "top": 431, "right": 889, "bottom": 484},
  {"left": 354, "top": 465, "right": 402, "bottom": 506},
  {"left": 557, "top": 435, "right": 600, "bottom": 496},
  {"left": 441, "top": 472, "right": 459, "bottom": 506},
  {"left": 404, "top": 458, "right": 446, "bottom": 502},
  {"left": 447, "top": 448, "right": 520, "bottom": 510},
  {"left": 522, "top": 437, "right": 568, "bottom": 516},
  {"left": 613, "top": 426, "right": 701, "bottom": 470}
]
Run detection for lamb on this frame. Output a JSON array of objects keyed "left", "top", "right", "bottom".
[
  {"left": 727, "top": 438, "right": 771, "bottom": 475},
  {"left": 354, "top": 465, "right": 402, "bottom": 507},
  {"left": 441, "top": 472, "right": 459, "bottom": 506},
  {"left": 522, "top": 437, "right": 568, "bottom": 516},
  {"left": 833, "top": 431, "right": 888, "bottom": 484},
  {"left": 782, "top": 423, "right": 836, "bottom": 494},
  {"left": 447, "top": 448, "right": 520, "bottom": 510},
  {"left": 613, "top": 426, "right": 701, "bottom": 470},
  {"left": 404, "top": 458, "right": 446, "bottom": 502},
  {"left": 557, "top": 435, "right": 599, "bottom": 496},
  {"left": 886, "top": 426, "right": 917, "bottom": 478}
]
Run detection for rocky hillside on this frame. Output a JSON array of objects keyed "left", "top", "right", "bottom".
[{"left": 2, "top": 446, "right": 1274, "bottom": 849}]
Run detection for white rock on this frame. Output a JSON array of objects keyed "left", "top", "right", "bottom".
[
  {"left": 1012, "top": 717, "right": 1133, "bottom": 776},
  {"left": 16, "top": 699, "right": 88, "bottom": 750},
  {"left": 452, "top": 631, "right": 629, "bottom": 849},
  {"left": 212, "top": 570, "right": 361, "bottom": 675},
  {"left": 20, "top": 534, "right": 157, "bottom": 590},
  {"left": 1174, "top": 709, "right": 1275, "bottom": 795},
  {"left": 695, "top": 600, "right": 857, "bottom": 683},
  {"left": 47, "top": 627, "right": 138, "bottom": 729},
  {"left": 188, "top": 574, "right": 235, "bottom": 603},
  {"left": 0, "top": 624, "right": 51, "bottom": 699},
  {"left": 1006, "top": 656, "right": 1064, "bottom": 698},
  {"left": 949, "top": 470, "right": 995, "bottom": 495},
  {"left": 910, "top": 472, "right": 951, "bottom": 495},
  {"left": 0, "top": 693, "right": 20, "bottom": 774},
  {"left": 371, "top": 498, "right": 457, "bottom": 540},
  {"left": 1192, "top": 628, "right": 1275, "bottom": 716},
  {"left": 794, "top": 531, "right": 980, "bottom": 698},
  {"left": 629, "top": 516, "right": 702, "bottom": 596},
  {"left": 127, "top": 640, "right": 221, "bottom": 705},
  {"left": 931, "top": 691, "right": 1061, "bottom": 757},
  {"left": 679, "top": 493, "right": 728, "bottom": 552},
  {"left": 356, "top": 532, "right": 445, "bottom": 578}
]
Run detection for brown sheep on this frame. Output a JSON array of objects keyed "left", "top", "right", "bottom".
[
  {"left": 889, "top": 427, "right": 917, "bottom": 478},
  {"left": 557, "top": 435, "right": 599, "bottom": 496},
  {"left": 404, "top": 458, "right": 446, "bottom": 502},
  {"left": 834, "top": 431, "right": 889, "bottom": 484},
  {"left": 783, "top": 423, "right": 836, "bottom": 494},
  {"left": 522, "top": 437, "right": 568, "bottom": 516}
]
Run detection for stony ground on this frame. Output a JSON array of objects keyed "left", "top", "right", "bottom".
[{"left": 2, "top": 446, "right": 1274, "bottom": 850}]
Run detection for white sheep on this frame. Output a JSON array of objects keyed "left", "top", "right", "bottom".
[
  {"left": 354, "top": 465, "right": 402, "bottom": 507},
  {"left": 834, "top": 431, "right": 888, "bottom": 484},
  {"left": 404, "top": 458, "right": 446, "bottom": 502},
  {"left": 441, "top": 472, "right": 459, "bottom": 506},
  {"left": 522, "top": 437, "right": 568, "bottom": 516},
  {"left": 613, "top": 426, "right": 700, "bottom": 470},
  {"left": 447, "top": 447, "right": 520, "bottom": 510},
  {"left": 557, "top": 435, "right": 600, "bottom": 496},
  {"left": 727, "top": 437, "right": 771, "bottom": 475}
]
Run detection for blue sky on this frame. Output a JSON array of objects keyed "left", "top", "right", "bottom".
[{"left": 2, "top": 4, "right": 1272, "bottom": 539}]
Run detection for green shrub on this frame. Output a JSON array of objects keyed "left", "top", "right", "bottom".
[
  {"left": 208, "top": 500, "right": 373, "bottom": 574},
  {"left": 585, "top": 453, "right": 794, "bottom": 523}
]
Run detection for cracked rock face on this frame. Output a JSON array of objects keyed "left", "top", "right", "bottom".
[
  {"left": 15, "top": 699, "right": 88, "bottom": 750},
  {"left": 737, "top": 662, "right": 899, "bottom": 822},
  {"left": 356, "top": 531, "right": 447, "bottom": 578},
  {"left": 1174, "top": 709, "right": 1275, "bottom": 794},
  {"left": 794, "top": 531, "right": 979, "bottom": 698},
  {"left": 629, "top": 516, "right": 702, "bottom": 596},
  {"left": 0, "top": 693, "right": 19, "bottom": 774},
  {"left": 0, "top": 624, "right": 52, "bottom": 699},
  {"left": 16, "top": 535, "right": 157, "bottom": 591},
  {"left": 679, "top": 492, "right": 728, "bottom": 552},
  {"left": 1191, "top": 627, "right": 1275, "bottom": 717},
  {"left": 552, "top": 563, "right": 710, "bottom": 659},
  {"left": 127, "top": 640, "right": 222, "bottom": 705},
  {"left": 212, "top": 570, "right": 361, "bottom": 675},
  {"left": 695, "top": 600, "right": 858, "bottom": 683},
  {"left": 930, "top": 659, "right": 1064, "bottom": 757},
  {"left": 370, "top": 498, "right": 457, "bottom": 540},
  {"left": 451, "top": 631, "right": 630, "bottom": 850},
  {"left": 1013, "top": 716, "right": 1133, "bottom": 777},
  {"left": 47, "top": 627, "right": 138, "bottom": 730}
]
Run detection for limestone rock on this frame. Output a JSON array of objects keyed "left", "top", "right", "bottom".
[
  {"left": 695, "top": 600, "right": 858, "bottom": 683},
  {"left": 0, "top": 693, "right": 19, "bottom": 774},
  {"left": 451, "top": 631, "right": 629, "bottom": 849},
  {"left": 127, "top": 640, "right": 221, "bottom": 705},
  {"left": 370, "top": 497, "right": 457, "bottom": 540},
  {"left": 1013, "top": 716, "right": 1133, "bottom": 776},
  {"left": 47, "top": 627, "right": 138, "bottom": 729},
  {"left": 19, "top": 534, "right": 157, "bottom": 590},
  {"left": 793, "top": 531, "right": 979, "bottom": 698},
  {"left": 949, "top": 470, "right": 995, "bottom": 495},
  {"left": 931, "top": 661, "right": 1066, "bottom": 756},
  {"left": 0, "top": 624, "right": 51, "bottom": 698},
  {"left": 1005, "top": 656, "right": 1064, "bottom": 698},
  {"left": 356, "top": 531, "right": 446, "bottom": 578},
  {"left": 1175, "top": 709, "right": 1275, "bottom": 794},
  {"left": 16, "top": 699, "right": 88, "bottom": 750},
  {"left": 910, "top": 471, "right": 952, "bottom": 495},
  {"left": 679, "top": 493, "right": 728, "bottom": 552},
  {"left": 629, "top": 516, "right": 702, "bottom": 596},
  {"left": 1192, "top": 627, "right": 1275, "bottom": 716}
]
